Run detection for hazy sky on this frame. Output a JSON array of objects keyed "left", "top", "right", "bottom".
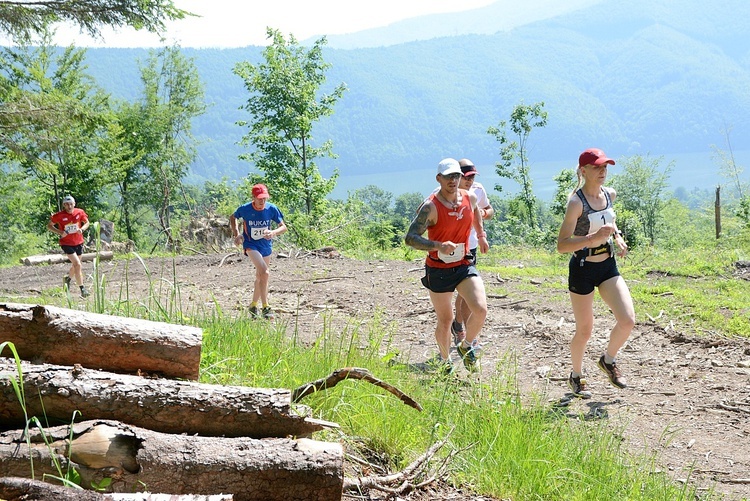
[{"left": 53, "top": 0, "right": 496, "bottom": 48}]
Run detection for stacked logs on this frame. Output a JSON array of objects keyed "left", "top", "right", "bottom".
[{"left": 0, "top": 302, "right": 343, "bottom": 501}]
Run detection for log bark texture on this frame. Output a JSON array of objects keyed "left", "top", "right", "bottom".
[
  {"left": 0, "top": 359, "right": 334, "bottom": 438},
  {"left": 0, "top": 302, "right": 201, "bottom": 380},
  {"left": 20, "top": 251, "right": 114, "bottom": 266},
  {"left": 0, "top": 420, "right": 343, "bottom": 501},
  {"left": 0, "top": 477, "right": 233, "bottom": 500}
]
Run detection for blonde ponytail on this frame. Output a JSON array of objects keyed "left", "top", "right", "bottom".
[{"left": 570, "top": 166, "right": 584, "bottom": 197}]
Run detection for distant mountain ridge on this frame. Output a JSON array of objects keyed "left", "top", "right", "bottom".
[
  {"left": 315, "top": 0, "right": 604, "bottom": 49},
  {"left": 80, "top": 0, "right": 750, "bottom": 195}
]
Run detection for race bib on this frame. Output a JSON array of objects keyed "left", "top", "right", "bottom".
[
  {"left": 438, "top": 242, "right": 466, "bottom": 264},
  {"left": 250, "top": 226, "right": 268, "bottom": 240},
  {"left": 64, "top": 223, "right": 78, "bottom": 235},
  {"left": 587, "top": 208, "right": 615, "bottom": 233}
]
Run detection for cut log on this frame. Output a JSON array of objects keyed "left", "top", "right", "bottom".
[
  {"left": 0, "top": 420, "right": 344, "bottom": 501},
  {"left": 0, "top": 477, "right": 234, "bottom": 500},
  {"left": 0, "top": 303, "right": 201, "bottom": 380},
  {"left": 0, "top": 359, "right": 336, "bottom": 438},
  {"left": 20, "top": 251, "right": 114, "bottom": 266}
]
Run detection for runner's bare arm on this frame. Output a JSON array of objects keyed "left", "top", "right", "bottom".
[{"left": 405, "top": 202, "right": 438, "bottom": 251}]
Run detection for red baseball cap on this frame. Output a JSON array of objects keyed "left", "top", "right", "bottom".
[
  {"left": 578, "top": 148, "right": 615, "bottom": 168},
  {"left": 252, "top": 183, "right": 270, "bottom": 199}
]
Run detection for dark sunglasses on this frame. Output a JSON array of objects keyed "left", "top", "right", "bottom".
[{"left": 441, "top": 173, "right": 461, "bottom": 181}]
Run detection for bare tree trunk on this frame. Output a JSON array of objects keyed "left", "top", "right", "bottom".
[
  {"left": 0, "top": 359, "right": 334, "bottom": 438},
  {"left": 0, "top": 303, "right": 201, "bottom": 380},
  {"left": 0, "top": 420, "right": 343, "bottom": 501}
]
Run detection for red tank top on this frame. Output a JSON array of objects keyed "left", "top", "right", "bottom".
[{"left": 425, "top": 190, "right": 473, "bottom": 268}]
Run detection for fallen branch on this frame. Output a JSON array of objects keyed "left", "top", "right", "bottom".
[
  {"left": 717, "top": 402, "right": 750, "bottom": 414},
  {"left": 218, "top": 252, "right": 237, "bottom": 267},
  {"left": 646, "top": 310, "right": 664, "bottom": 322},
  {"left": 343, "top": 434, "right": 466, "bottom": 495},
  {"left": 312, "top": 276, "right": 355, "bottom": 284},
  {"left": 500, "top": 299, "right": 529, "bottom": 308},
  {"left": 292, "top": 367, "right": 422, "bottom": 411},
  {"left": 404, "top": 308, "right": 433, "bottom": 317}
]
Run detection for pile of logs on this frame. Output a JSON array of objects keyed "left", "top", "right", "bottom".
[{"left": 0, "top": 302, "right": 343, "bottom": 500}]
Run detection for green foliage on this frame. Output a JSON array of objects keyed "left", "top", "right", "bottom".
[
  {"left": 233, "top": 29, "right": 346, "bottom": 218},
  {"left": 610, "top": 155, "right": 674, "bottom": 246},
  {"left": 0, "top": 0, "right": 188, "bottom": 45},
  {"left": 487, "top": 101, "right": 548, "bottom": 229},
  {"left": 0, "top": 31, "right": 114, "bottom": 224},
  {"left": 129, "top": 44, "right": 205, "bottom": 249}
]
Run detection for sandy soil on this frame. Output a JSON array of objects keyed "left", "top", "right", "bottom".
[{"left": 2, "top": 249, "right": 750, "bottom": 501}]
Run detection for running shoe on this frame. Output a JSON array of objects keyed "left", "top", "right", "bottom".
[
  {"left": 456, "top": 341, "right": 481, "bottom": 372},
  {"left": 262, "top": 306, "right": 275, "bottom": 320},
  {"left": 568, "top": 373, "right": 592, "bottom": 399},
  {"left": 597, "top": 356, "right": 628, "bottom": 389},
  {"left": 425, "top": 354, "right": 454, "bottom": 376}
]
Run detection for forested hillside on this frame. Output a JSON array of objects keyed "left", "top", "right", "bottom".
[{"left": 81, "top": 0, "right": 750, "bottom": 189}]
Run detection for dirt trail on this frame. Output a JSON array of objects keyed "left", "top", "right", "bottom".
[{"left": 2, "top": 251, "right": 750, "bottom": 500}]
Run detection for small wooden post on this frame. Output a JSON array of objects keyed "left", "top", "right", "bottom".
[{"left": 715, "top": 186, "right": 721, "bottom": 239}]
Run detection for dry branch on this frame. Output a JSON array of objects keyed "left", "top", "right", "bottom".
[
  {"left": 0, "top": 302, "right": 201, "bottom": 380},
  {"left": 343, "top": 435, "right": 454, "bottom": 495},
  {"left": 0, "top": 420, "right": 343, "bottom": 501},
  {"left": 0, "top": 359, "right": 336, "bottom": 438},
  {"left": 292, "top": 367, "right": 422, "bottom": 412}
]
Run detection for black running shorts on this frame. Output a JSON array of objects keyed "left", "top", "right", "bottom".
[
  {"left": 421, "top": 263, "right": 479, "bottom": 293},
  {"left": 568, "top": 255, "right": 620, "bottom": 295}
]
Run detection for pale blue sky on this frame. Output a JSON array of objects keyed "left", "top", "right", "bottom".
[{"left": 53, "top": 0, "right": 496, "bottom": 48}]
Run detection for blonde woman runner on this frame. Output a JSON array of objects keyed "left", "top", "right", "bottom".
[{"left": 556, "top": 148, "right": 635, "bottom": 398}]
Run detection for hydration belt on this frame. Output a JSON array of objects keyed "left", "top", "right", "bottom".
[{"left": 573, "top": 239, "right": 614, "bottom": 266}]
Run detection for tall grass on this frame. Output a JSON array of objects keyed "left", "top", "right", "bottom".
[{"left": 196, "top": 307, "right": 704, "bottom": 500}]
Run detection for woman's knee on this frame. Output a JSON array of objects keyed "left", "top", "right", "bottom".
[{"left": 617, "top": 312, "right": 636, "bottom": 331}]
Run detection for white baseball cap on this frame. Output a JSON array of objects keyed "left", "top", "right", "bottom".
[
  {"left": 62, "top": 195, "right": 75, "bottom": 204},
  {"left": 437, "top": 158, "right": 461, "bottom": 176}
]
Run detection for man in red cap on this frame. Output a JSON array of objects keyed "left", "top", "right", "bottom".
[
  {"left": 47, "top": 195, "right": 90, "bottom": 298},
  {"left": 230, "top": 183, "right": 287, "bottom": 319}
]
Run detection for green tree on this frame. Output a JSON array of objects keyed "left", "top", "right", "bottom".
[
  {"left": 233, "top": 28, "right": 347, "bottom": 218},
  {"left": 0, "top": 31, "right": 112, "bottom": 221},
  {"left": 610, "top": 155, "right": 673, "bottom": 245},
  {"left": 0, "top": 0, "right": 188, "bottom": 44},
  {"left": 487, "top": 101, "right": 548, "bottom": 229},
  {"left": 118, "top": 45, "right": 205, "bottom": 249}
]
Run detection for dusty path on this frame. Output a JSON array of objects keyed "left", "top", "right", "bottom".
[{"left": 2, "top": 251, "right": 750, "bottom": 500}]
